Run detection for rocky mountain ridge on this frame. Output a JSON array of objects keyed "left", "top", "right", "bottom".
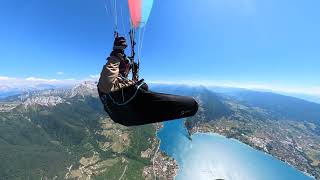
[{"left": 0, "top": 81, "right": 98, "bottom": 110}]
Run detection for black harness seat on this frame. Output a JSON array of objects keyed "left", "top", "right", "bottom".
[{"left": 98, "top": 81, "right": 198, "bottom": 126}]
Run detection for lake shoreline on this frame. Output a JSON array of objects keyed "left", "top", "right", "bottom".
[
  {"left": 157, "top": 119, "right": 314, "bottom": 180},
  {"left": 145, "top": 123, "right": 179, "bottom": 180},
  {"left": 188, "top": 123, "right": 316, "bottom": 180}
]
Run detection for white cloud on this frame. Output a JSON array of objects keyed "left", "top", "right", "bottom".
[
  {"left": 0, "top": 76, "right": 82, "bottom": 90},
  {"left": 56, "top": 72, "right": 64, "bottom": 75},
  {"left": 26, "top": 77, "right": 59, "bottom": 82},
  {"left": 0, "top": 74, "right": 102, "bottom": 90},
  {"left": 0, "top": 76, "right": 16, "bottom": 81},
  {"left": 89, "top": 74, "right": 100, "bottom": 79}
]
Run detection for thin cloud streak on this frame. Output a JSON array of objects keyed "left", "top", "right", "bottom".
[
  {"left": 0, "top": 76, "right": 81, "bottom": 89},
  {"left": 89, "top": 74, "right": 100, "bottom": 79},
  {"left": 1, "top": 75, "right": 319, "bottom": 97}
]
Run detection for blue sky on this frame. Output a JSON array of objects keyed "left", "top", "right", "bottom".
[{"left": 0, "top": 0, "right": 320, "bottom": 95}]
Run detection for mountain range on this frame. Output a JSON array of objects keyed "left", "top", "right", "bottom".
[{"left": 0, "top": 81, "right": 319, "bottom": 179}]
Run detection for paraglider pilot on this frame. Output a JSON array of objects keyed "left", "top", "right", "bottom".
[{"left": 98, "top": 36, "right": 198, "bottom": 126}]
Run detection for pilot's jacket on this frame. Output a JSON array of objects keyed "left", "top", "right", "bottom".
[{"left": 98, "top": 53, "right": 134, "bottom": 93}]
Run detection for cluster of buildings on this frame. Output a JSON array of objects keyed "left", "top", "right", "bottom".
[{"left": 143, "top": 151, "right": 178, "bottom": 180}]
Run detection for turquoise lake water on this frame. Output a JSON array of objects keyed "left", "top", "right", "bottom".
[{"left": 157, "top": 120, "right": 314, "bottom": 180}]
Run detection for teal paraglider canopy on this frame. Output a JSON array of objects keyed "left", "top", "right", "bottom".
[{"left": 128, "top": 0, "right": 154, "bottom": 29}]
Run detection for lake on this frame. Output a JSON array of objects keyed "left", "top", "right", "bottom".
[{"left": 157, "top": 120, "right": 314, "bottom": 180}]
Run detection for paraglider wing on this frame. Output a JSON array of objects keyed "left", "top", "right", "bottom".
[{"left": 128, "top": 0, "right": 154, "bottom": 28}]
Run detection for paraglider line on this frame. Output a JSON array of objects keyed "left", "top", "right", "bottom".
[
  {"left": 139, "top": 25, "right": 147, "bottom": 61},
  {"left": 138, "top": 28, "right": 142, "bottom": 60},
  {"left": 120, "top": 6, "right": 126, "bottom": 36},
  {"left": 114, "top": 0, "right": 118, "bottom": 32}
]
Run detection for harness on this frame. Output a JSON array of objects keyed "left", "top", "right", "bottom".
[
  {"left": 98, "top": 79, "right": 146, "bottom": 115},
  {"left": 107, "top": 81, "right": 145, "bottom": 106}
]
